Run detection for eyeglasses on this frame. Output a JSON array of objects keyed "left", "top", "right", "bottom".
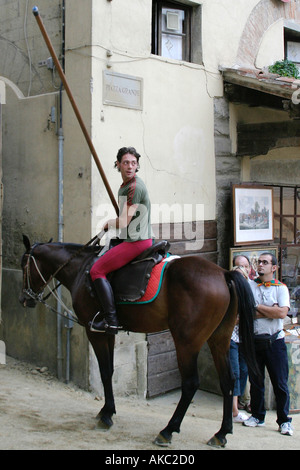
[
  {"left": 258, "top": 260, "right": 271, "bottom": 265},
  {"left": 121, "top": 160, "right": 138, "bottom": 167}
]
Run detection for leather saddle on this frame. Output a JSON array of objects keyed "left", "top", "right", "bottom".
[{"left": 88, "top": 240, "right": 170, "bottom": 303}]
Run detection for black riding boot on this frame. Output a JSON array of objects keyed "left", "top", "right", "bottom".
[{"left": 89, "top": 278, "right": 118, "bottom": 335}]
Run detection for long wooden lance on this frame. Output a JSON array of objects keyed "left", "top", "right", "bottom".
[{"left": 32, "top": 6, "right": 119, "bottom": 216}]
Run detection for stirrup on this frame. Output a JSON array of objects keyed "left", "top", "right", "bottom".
[
  {"left": 89, "top": 312, "right": 106, "bottom": 333},
  {"left": 90, "top": 322, "right": 119, "bottom": 335},
  {"left": 89, "top": 312, "right": 118, "bottom": 335}
]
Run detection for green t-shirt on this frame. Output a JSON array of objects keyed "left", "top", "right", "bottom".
[{"left": 118, "top": 175, "right": 152, "bottom": 242}]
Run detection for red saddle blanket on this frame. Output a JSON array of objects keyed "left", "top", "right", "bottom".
[{"left": 116, "top": 258, "right": 169, "bottom": 305}]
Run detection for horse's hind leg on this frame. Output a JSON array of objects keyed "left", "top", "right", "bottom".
[
  {"left": 206, "top": 332, "right": 235, "bottom": 448},
  {"left": 154, "top": 349, "right": 199, "bottom": 446}
]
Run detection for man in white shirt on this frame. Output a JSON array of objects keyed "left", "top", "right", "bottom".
[{"left": 243, "top": 252, "right": 293, "bottom": 436}]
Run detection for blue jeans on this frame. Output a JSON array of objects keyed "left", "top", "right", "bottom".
[
  {"left": 248, "top": 338, "right": 291, "bottom": 425},
  {"left": 229, "top": 340, "right": 248, "bottom": 397}
]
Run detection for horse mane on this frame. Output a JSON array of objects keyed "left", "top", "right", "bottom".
[{"left": 47, "top": 241, "right": 103, "bottom": 256}]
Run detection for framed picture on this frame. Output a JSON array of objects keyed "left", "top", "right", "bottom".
[
  {"left": 232, "top": 184, "right": 274, "bottom": 246},
  {"left": 229, "top": 245, "right": 278, "bottom": 280}
]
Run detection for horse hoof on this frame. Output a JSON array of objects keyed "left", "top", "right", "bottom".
[
  {"left": 95, "top": 414, "right": 113, "bottom": 431},
  {"left": 153, "top": 433, "right": 172, "bottom": 447},
  {"left": 207, "top": 435, "right": 227, "bottom": 448},
  {"left": 95, "top": 419, "right": 113, "bottom": 431}
]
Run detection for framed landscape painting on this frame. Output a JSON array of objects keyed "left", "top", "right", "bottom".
[{"left": 232, "top": 184, "right": 274, "bottom": 246}]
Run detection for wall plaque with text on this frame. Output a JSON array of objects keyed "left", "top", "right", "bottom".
[{"left": 103, "top": 71, "right": 143, "bottom": 110}]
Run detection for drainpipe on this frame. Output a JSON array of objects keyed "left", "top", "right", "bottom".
[
  {"left": 58, "top": 87, "right": 73, "bottom": 384},
  {"left": 60, "top": 0, "right": 73, "bottom": 384},
  {"left": 57, "top": 0, "right": 65, "bottom": 382},
  {"left": 57, "top": 96, "right": 64, "bottom": 381}
]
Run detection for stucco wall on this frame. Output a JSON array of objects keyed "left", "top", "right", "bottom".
[
  {"left": 0, "top": 0, "right": 62, "bottom": 97},
  {"left": 0, "top": 81, "right": 90, "bottom": 387},
  {"left": 0, "top": 82, "right": 4, "bottom": 326},
  {"left": 88, "top": 0, "right": 216, "bottom": 232},
  {"left": 0, "top": 0, "right": 93, "bottom": 387}
]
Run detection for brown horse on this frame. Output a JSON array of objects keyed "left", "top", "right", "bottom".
[{"left": 19, "top": 234, "right": 258, "bottom": 448}]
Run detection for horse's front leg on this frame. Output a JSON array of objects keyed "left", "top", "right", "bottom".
[{"left": 87, "top": 330, "right": 116, "bottom": 430}]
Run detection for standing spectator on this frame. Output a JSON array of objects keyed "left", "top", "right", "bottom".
[
  {"left": 243, "top": 252, "right": 293, "bottom": 436},
  {"left": 230, "top": 255, "right": 251, "bottom": 422}
]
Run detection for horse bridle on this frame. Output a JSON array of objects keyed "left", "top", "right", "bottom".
[
  {"left": 22, "top": 231, "right": 103, "bottom": 302},
  {"left": 22, "top": 244, "right": 80, "bottom": 324},
  {"left": 22, "top": 232, "right": 105, "bottom": 323},
  {"left": 22, "top": 245, "right": 51, "bottom": 302}
]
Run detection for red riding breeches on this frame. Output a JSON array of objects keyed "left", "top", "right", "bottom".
[{"left": 90, "top": 238, "right": 153, "bottom": 281}]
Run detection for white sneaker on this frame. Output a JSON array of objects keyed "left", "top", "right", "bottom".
[
  {"left": 233, "top": 412, "right": 249, "bottom": 423},
  {"left": 279, "top": 422, "right": 293, "bottom": 436},
  {"left": 243, "top": 416, "right": 265, "bottom": 427}
]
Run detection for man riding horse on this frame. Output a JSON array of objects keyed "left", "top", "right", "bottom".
[
  {"left": 20, "top": 148, "right": 259, "bottom": 448},
  {"left": 89, "top": 147, "right": 153, "bottom": 334}
]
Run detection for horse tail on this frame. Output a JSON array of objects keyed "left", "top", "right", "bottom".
[{"left": 224, "top": 271, "right": 259, "bottom": 376}]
